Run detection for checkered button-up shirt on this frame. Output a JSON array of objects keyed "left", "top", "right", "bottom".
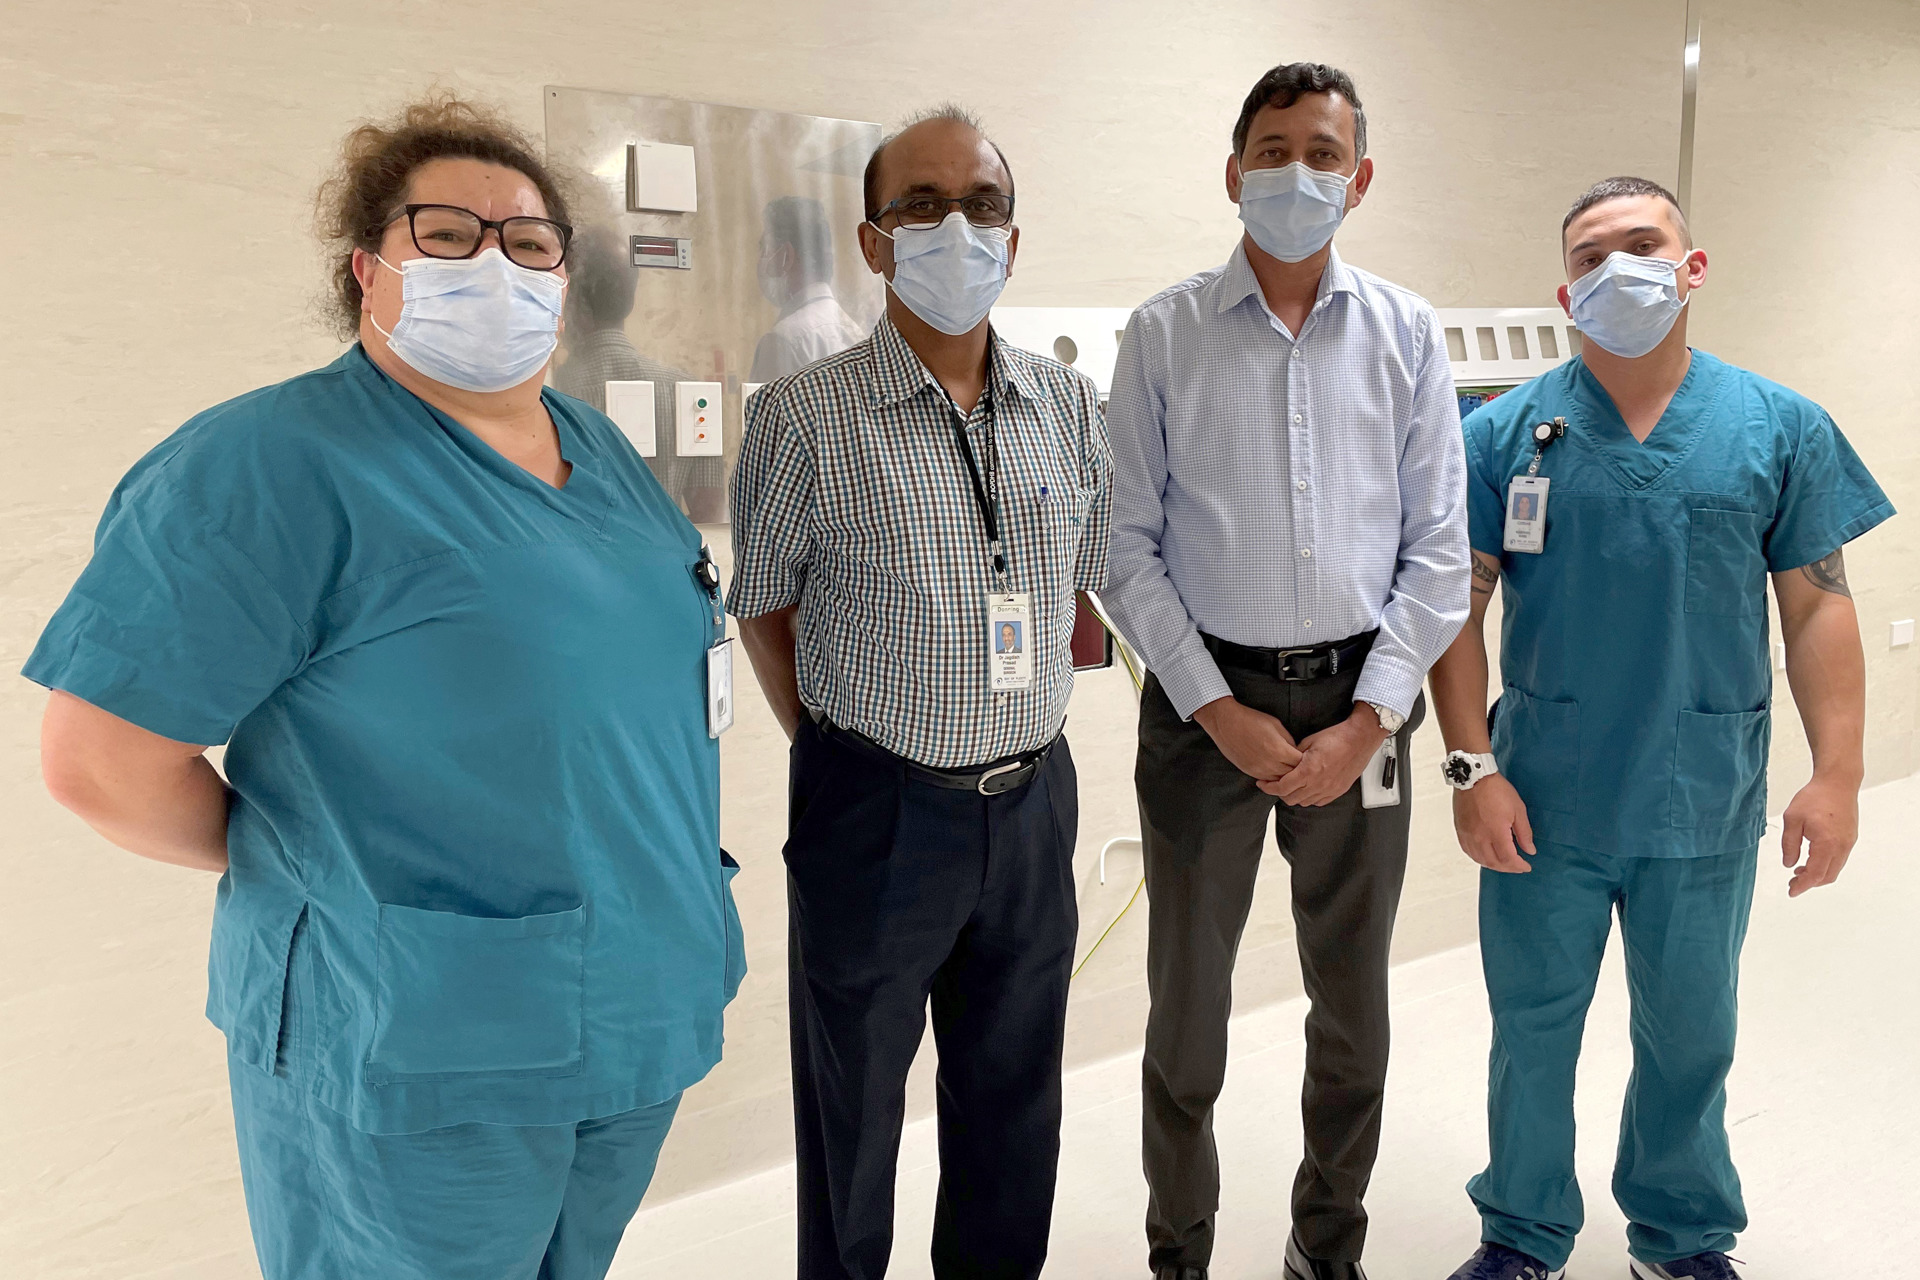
[
  {"left": 1104, "top": 244, "right": 1470, "bottom": 721},
  {"left": 729, "top": 316, "right": 1111, "bottom": 769}
]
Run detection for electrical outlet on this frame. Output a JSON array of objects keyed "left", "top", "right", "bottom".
[
  {"left": 1893, "top": 619, "right": 1916, "bottom": 648},
  {"left": 1772, "top": 642, "right": 1787, "bottom": 671}
]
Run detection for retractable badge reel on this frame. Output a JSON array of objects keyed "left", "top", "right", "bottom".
[
  {"left": 694, "top": 548, "right": 734, "bottom": 738},
  {"left": 1504, "top": 417, "right": 1565, "bottom": 554}
]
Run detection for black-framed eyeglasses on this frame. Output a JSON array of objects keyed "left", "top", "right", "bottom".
[
  {"left": 382, "top": 203, "right": 573, "bottom": 271},
  {"left": 870, "top": 192, "right": 1015, "bottom": 231}
]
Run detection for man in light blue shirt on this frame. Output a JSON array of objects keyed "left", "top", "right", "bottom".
[{"left": 1104, "top": 62, "right": 1469, "bottom": 1280}]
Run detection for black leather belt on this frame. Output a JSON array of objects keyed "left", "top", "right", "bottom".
[
  {"left": 1201, "top": 629, "right": 1376, "bottom": 682},
  {"left": 810, "top": 713, "right": 1054, "bottom": 796}
]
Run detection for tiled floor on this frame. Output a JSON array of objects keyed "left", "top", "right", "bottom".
[{"left": 611, "top": 773, "right": 1920, "bottom": 1278}]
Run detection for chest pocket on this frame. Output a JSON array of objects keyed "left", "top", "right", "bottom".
[
  {"left": 1685, "top": 508, "right": 1768, "bottom": 617},
  {"left": 1007, "top": 487, "right": 1092, "bottom": 614}
]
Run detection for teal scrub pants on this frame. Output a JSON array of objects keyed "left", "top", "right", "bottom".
[
  {"left": 1467, "top": 842, "right": 1755, "bottom": 1269},
  {"left": 230, "top": 1056, "right": 680, "bottom": 1280}
]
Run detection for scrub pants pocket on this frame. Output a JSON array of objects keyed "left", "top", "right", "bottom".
[
  {"left": 1671, "top": 708, "right": 1770, "bottom": 829},
  {"left": 367, "top": 903, "right": 586, "bottom": 1081}
]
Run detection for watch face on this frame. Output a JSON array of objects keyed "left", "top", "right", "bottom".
[{"left": 1444, "top": 756, "right": 1472, "bottom": 786}]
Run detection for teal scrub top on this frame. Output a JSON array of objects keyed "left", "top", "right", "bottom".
[
  {"left": 1463, "top": 351, "right": 1893, "bottom": 859},
  {"left": 24, "top": 345, "right": 746, "bottom": 1133}
]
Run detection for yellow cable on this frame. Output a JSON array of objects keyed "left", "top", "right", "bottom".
[
  {"left": 1071, "top": 873, "right": 1146, "bottom": 981},
  {"left": 1066, "top": 598, "right": 1149, "bottom": 983}
]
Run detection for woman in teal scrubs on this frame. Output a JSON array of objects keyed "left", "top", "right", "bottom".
[{"left": 26, "top": 97, "right": 744, "bottom": 1280}]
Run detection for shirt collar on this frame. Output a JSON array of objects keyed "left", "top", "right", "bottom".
[
  {"left": 1215, "top": 240, "right": 1364, "bottom": 317},
  {"left": 866, "top": 314, "right": 1042, "bottom": 409},
  {"left": 778, "top": 280, "right": 840, "bottom": 319}
]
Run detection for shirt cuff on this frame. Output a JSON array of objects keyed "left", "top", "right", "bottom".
[
  {"left": 1352, "top": 652, "right": 1423, "bottom": 723},
  {"left": 724, "top": 583, "right": 801, "bottom": 620},
  {"left": 1155, "top": 644, "right": 1234, "bottom": 722}
]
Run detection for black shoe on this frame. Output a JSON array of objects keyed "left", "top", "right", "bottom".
[
  {"left": 1284, "top": 1231, "right": 1369, "bottom": 1280},
  {"left": 1446, "top": 1243, "right": 1565, "bottom": 1279},
  {"left": 1154, "top": 1266, "right": 1206, "bottom": 1280}
]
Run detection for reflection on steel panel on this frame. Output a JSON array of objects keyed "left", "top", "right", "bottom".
[{"left": 545, "top": 86, "right": 883, "bottom": 524}]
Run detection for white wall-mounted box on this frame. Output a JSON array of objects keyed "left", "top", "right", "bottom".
[
  {"left": 604, "top": 380, "right": 656, "bottom": 457},
  {"left": 627, "top": 141, "right": 698, "bottom": 213}
]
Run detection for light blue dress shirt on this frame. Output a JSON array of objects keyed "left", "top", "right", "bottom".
[{"left": 1104, "top": 243, "right": 1470, "bottom": 720}]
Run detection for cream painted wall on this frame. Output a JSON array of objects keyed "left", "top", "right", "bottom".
[{"left": 2, "top": 2, "right": 1911, "bottom": 1277}]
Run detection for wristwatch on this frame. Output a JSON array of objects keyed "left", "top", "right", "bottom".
[
  {"left": 1361, "top": 701, "right": 1406, "bottom": 735},
  {"left": 1442, "top": 750, "right": 1500, "bottom": 790}
]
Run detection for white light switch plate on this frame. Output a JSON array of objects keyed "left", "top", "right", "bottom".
[
  {"left": 676, "top": 381, "right": 725, "bottom": 457},
  {"left": 1773, "top": 642, "right": 1787, "bottom": 671},
  {"left": 604, "top": 380, "right": 656, "bottom": 457},
  {"left": 1893, "top": 619, "right": 1916, "bottom": 648}
]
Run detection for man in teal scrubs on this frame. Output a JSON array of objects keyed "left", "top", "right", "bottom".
[{"left": 1429, "top": 177, "right": 1893, "bottom": 1280}]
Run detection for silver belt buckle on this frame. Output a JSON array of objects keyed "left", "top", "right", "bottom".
[
  {"left": 1275, "top": 645, "right": 1315, "bottom": 680},
  {"left": 976, "top": 760, "right": 1026, "bottom": 796}
]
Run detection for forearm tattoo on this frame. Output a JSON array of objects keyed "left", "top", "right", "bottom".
[
  {"left": 1471, "top": 558, "right": 1500, "bottom": 596},
  {"left": 1801, "top": 549, "right": 1850, "bottom": 597}
]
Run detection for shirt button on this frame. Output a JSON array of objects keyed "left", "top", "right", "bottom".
[
  {"left": 1303, "top": 619, "right": 1314, "bottom": 629},
  {"left": 1292, "top": 414, "right": 1303, "bottom": 424},
  {"left": 1301, "top": 548, "right": 1313, "bottom": 558},
  {"left": 1291, "top": 349, "right": 1302, "bottom": 359},
  {"left": 1297, "top": 480, "right": 1308, "bottom": 491}
]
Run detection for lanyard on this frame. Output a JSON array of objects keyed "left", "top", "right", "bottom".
[{"left": 949, "top": 381, "right": 1009, "bottom": 581}]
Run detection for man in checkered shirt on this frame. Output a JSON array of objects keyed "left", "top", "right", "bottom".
[
  {"left": 1103, "top": 64, "right": 1469, "bottom": 1280},
  {"left": 729, "top": 106, "right": 1110, "bottom": 1280}
]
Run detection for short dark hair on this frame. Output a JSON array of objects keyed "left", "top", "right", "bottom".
[
  {"left": 566, "top": 226, "right": 636, "bottom": 332},
  {"left": 1561, "top": 175, "right": 1690, "bottom": 244},
  {"left": 315, "top": 92, "right": 574, "bottom": 340},
  {"left": 1232, "top": 63, "right": 1367, "bottom": 160},
  {"left": 763, "top": 196, "right": 836, "bottom": 282},
  {"left": 862, "top": 103, "right": 1014, "bottom": 222}
]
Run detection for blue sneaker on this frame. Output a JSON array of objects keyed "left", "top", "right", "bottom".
[
  {"left": 1445, "top": 1243, "right": 1565, "bottom": 1280},
  {"left": 1630, "top": 1255, "right": 1744, "bottom": 1280}
]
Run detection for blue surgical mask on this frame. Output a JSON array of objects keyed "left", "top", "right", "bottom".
[
  {"left": 1566, "top": 251, "right": 1692, "bottom": 359},
  {"left": 1236, "top": 162, "right": 1356, "bottom": 263},
  {"left": 880, "top": 212, "right": 1010, "bottom": 336},
  {"left": 371, "top": 248, "right": 566, "bottom": 393}
]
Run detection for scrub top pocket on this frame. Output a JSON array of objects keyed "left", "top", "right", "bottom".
[
  {"left": 367, "top": 902, "right": 586, "bottom": 1082},
  {"left": 1491, "top": 687, "right": 1580, "bottom": 816},
  {"left": 720, "top": 850, "right": 747, "bottom": 1001},
  {"left": 1685, "top": 508, "right": 1768, "bottom": 617},
  {"left": 1671, "top": 706, "right": 1770, "bottom": 829}
]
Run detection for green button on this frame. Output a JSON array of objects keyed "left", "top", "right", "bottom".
[{"left": 697, "top": 397, "right": 709, "bottom": 409}]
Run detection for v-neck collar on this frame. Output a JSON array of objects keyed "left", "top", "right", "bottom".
[
  {"left": 1565, "top": 350, "right": 1727, "bottom": 490},
  {"left": 348, "top": 345, "right": 613, "bottom": 532}
]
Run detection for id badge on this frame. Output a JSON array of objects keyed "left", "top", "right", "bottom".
[
  {"left": 1503, "top": 475, "right": 1551, "bottom": 554},
  {"left": 987, "top": 592, "right": 1034, "bottom": 692},
  {"left": 1360, "top": 736, "right": 1401, "bottom": 809},
  {"left": 706, "top": 637, "right": 735, "bottom": 737}
]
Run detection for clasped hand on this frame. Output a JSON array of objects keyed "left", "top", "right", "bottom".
[{"left": 1194, "top": 697, "right": 1387, "bottom": 807}]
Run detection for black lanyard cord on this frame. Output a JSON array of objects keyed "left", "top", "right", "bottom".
[{"left": 950, "top": 383, "right": 1007, "bottom": 577}]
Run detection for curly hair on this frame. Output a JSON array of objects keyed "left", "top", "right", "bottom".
[{"left": 314, "top": 93, "right": 574, "bottom": 339}]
